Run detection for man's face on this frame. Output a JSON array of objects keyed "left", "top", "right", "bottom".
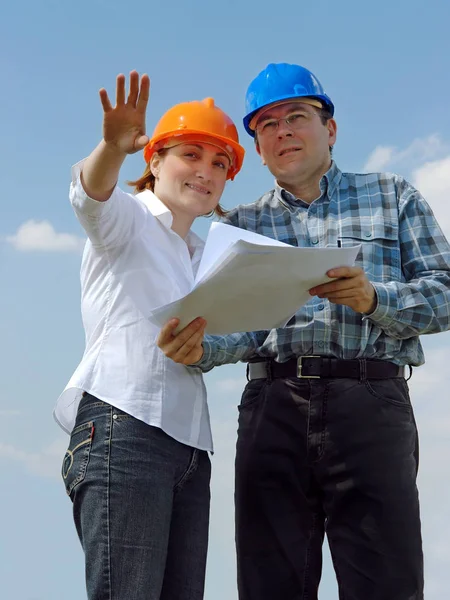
[{"left": 254, "top": 101, "right": 337, "bottom": 186}]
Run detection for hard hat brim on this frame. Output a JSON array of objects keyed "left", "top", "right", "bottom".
[{"left": 144, "top": 130, "right": 245, "bottom": 181}]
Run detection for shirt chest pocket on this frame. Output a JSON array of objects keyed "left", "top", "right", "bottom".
[{"left": 339, "top": 217, "right": 402, "bottom": 282}]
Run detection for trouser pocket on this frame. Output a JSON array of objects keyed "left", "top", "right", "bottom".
[{"left": 62, "top": 420, "right": 94, "bottom": 497}]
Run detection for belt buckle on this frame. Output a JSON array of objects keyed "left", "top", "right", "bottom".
[{"left": 297, "top": 355, "right": 321, "bottom": 379}]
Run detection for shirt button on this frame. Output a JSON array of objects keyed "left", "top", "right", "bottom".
[
  {"left": 317, "top": 341, "right": 324, "bottom": 348},
  {"left": 113, "top": 414, "right": 118, "bottom": 420},
  {"left": 311, "top": 239, "right": 319, "bottom": 245},
  {"left": 364, "top": 232, "right": 372, "bottom": 238},
  {"left": 317, "top": 304, "right": 324, "bottom": 311}
]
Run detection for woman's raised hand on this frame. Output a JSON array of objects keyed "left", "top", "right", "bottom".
[{"left": 99, "top": 71, "right": 150, "bottom": 155}]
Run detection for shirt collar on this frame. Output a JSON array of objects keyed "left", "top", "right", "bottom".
[
  {"left": 136, "top": 189, "right": 205, "bottom": 256},
  {"left": 275, "top": 160, "right": 342, "bottom": 205},
  {"left": 323, "top": 160, "right": 342, "bottom": 198},
  {"left": 136, "top": 189, "right": 174, "bottom": 228}
]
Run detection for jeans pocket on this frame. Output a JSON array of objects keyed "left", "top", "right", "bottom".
[
  {"left": 62, "top": 420, "right": 94, "bottom": 496},
  {"left": 238, "top": 379, "right": 267, "bottom": 410},
  {"left": 364, "top": 378, "right": 412, "bottom": 411}
]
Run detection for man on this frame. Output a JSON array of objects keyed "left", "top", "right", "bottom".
[{"left": 158, "top": 63, "right": 450, "bottom": 599}]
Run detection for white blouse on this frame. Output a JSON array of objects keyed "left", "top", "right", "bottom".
[{"left": 54, "top": 161, "right": 212, "bottom": 452}]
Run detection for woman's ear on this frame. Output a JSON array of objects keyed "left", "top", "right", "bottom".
[{"left": 150, "top": 153, "right": 160, "bottom": 179}]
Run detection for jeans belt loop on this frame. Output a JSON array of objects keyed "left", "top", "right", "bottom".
[
  {"left": 265, "top": 359, "right": 273, "bottom": 383},
  {"left": 359, "top": 358, "right": 367, "bottom": 382}
]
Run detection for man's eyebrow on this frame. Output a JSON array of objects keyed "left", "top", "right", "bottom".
[
  {"left": 256, "top": 112, "right": 277, "bottom": 123},
  {"left": 257, "top": 105, "right": 310, "bottom": 124}
]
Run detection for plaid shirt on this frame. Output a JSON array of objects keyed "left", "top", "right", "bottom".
[{"left": 197, "top": 161, "right": 450, "bottom": 371}]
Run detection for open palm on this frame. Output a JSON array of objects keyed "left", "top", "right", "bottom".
[{"left": 99, "top": 71, "right": 150, "bottom": 155}]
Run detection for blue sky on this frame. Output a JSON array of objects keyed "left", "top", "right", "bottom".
[{"left": 1, "top": 1, "right": 450, "bottom": 598}]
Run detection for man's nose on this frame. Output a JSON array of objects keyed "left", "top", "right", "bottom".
[{"left": 277, "top": 119, "right": 294, "bottom": 138}]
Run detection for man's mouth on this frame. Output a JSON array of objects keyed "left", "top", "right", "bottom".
[{"left": 278, "top": 147, "right": 302, "bottom": 157}]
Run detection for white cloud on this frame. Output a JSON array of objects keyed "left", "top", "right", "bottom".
[
  {"left": 362, "top": 134, "right": 448, "bottom": 173},
  {"left": 206, "top": 408, "right": 238, "bottom": 598},
  {"left": 6, "top": 220, "right": 85, "bottom": 252},
  {"left": 0, "top": 437, "right": 67, "bottom": 478},
  {"left": 406, "top": 338, "right": 450, "bottom": 598},
  {"left": 412, "top": 155, "right": 450, "bottom": 238},
  {"left": 363, "top": 145, "right": 395, "bottom": 172},
  {"left": 409, "top": 340, "right": 450, "bottom": 397},
  {"left": 362, "top": 136, "right": 450, "bottom": 240},
  {"left": 215, "top": 375, "right": 247, "bottom": 393}
]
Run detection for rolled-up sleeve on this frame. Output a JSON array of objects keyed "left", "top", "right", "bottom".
[
  {"left": 70, "top": 160, "right": 146, "bottom": 249},
  {"left": 192, "top": 330, "right": 268, "bottom": 372}
]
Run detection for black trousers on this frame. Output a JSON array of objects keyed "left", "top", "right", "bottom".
[{"left": 235, "top": 376, "right": 423, "bottom": 600}]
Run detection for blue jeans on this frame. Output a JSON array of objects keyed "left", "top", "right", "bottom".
[{"left": 62, "top": 393, "right": 211, "bottom": 600}]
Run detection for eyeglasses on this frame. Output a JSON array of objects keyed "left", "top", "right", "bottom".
[{"left": 255, "top": 110, "right": 319, "bottom": 137}]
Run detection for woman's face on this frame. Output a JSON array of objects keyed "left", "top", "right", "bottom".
[{"left": 152, "top": 141, "right": 230, "bottom": 219}]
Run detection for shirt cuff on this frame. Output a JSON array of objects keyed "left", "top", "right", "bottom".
[
  {"left": 363, "top": 282, "right": 399, "bottom": 328},
  {"left": 188, "top": 339, "right": 216, "bottom": 373}
]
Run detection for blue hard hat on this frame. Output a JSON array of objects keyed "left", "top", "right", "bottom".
[{"left": 243, "top": 63, "right": 334, "bottom": 137}]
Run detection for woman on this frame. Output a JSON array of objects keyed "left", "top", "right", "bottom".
[{"left": 55, "top": 71, "right": 244, "bottom": 600}]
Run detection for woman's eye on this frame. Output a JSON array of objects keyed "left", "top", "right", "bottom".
[{"left": 214, "top": 161, "right": 226, "bottom": 169}]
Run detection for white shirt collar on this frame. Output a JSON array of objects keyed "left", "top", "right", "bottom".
[
  {"left": 136, "top": 189, "right": 174, "bottom": 228},
  {"left": 136, "top": 189, "right": 205, "bottom": 255}
]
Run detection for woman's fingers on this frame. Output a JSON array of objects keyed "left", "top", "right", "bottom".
[
  {"left": 137, "top": 74, "right": 150, "bottom": 113},
  {"left": 116, "top": 73, "right": 126, "bottom": 106},
  {"left": 127, "top": 70, "right": 139, "bottom": 107},
  {"left": 99, "top": 88, "right": 112, "bottom": 113},
  {"left": 101, "top": 72, "right": 149, "bottom": 113}
]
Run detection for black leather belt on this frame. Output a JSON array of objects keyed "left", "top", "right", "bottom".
[{"left": 247, "top": 356, "right": 405, "bottom": 380}]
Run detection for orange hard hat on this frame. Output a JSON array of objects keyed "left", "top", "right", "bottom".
[{"left": 143, "top": 98, "right": 245, "bottom": 180}]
